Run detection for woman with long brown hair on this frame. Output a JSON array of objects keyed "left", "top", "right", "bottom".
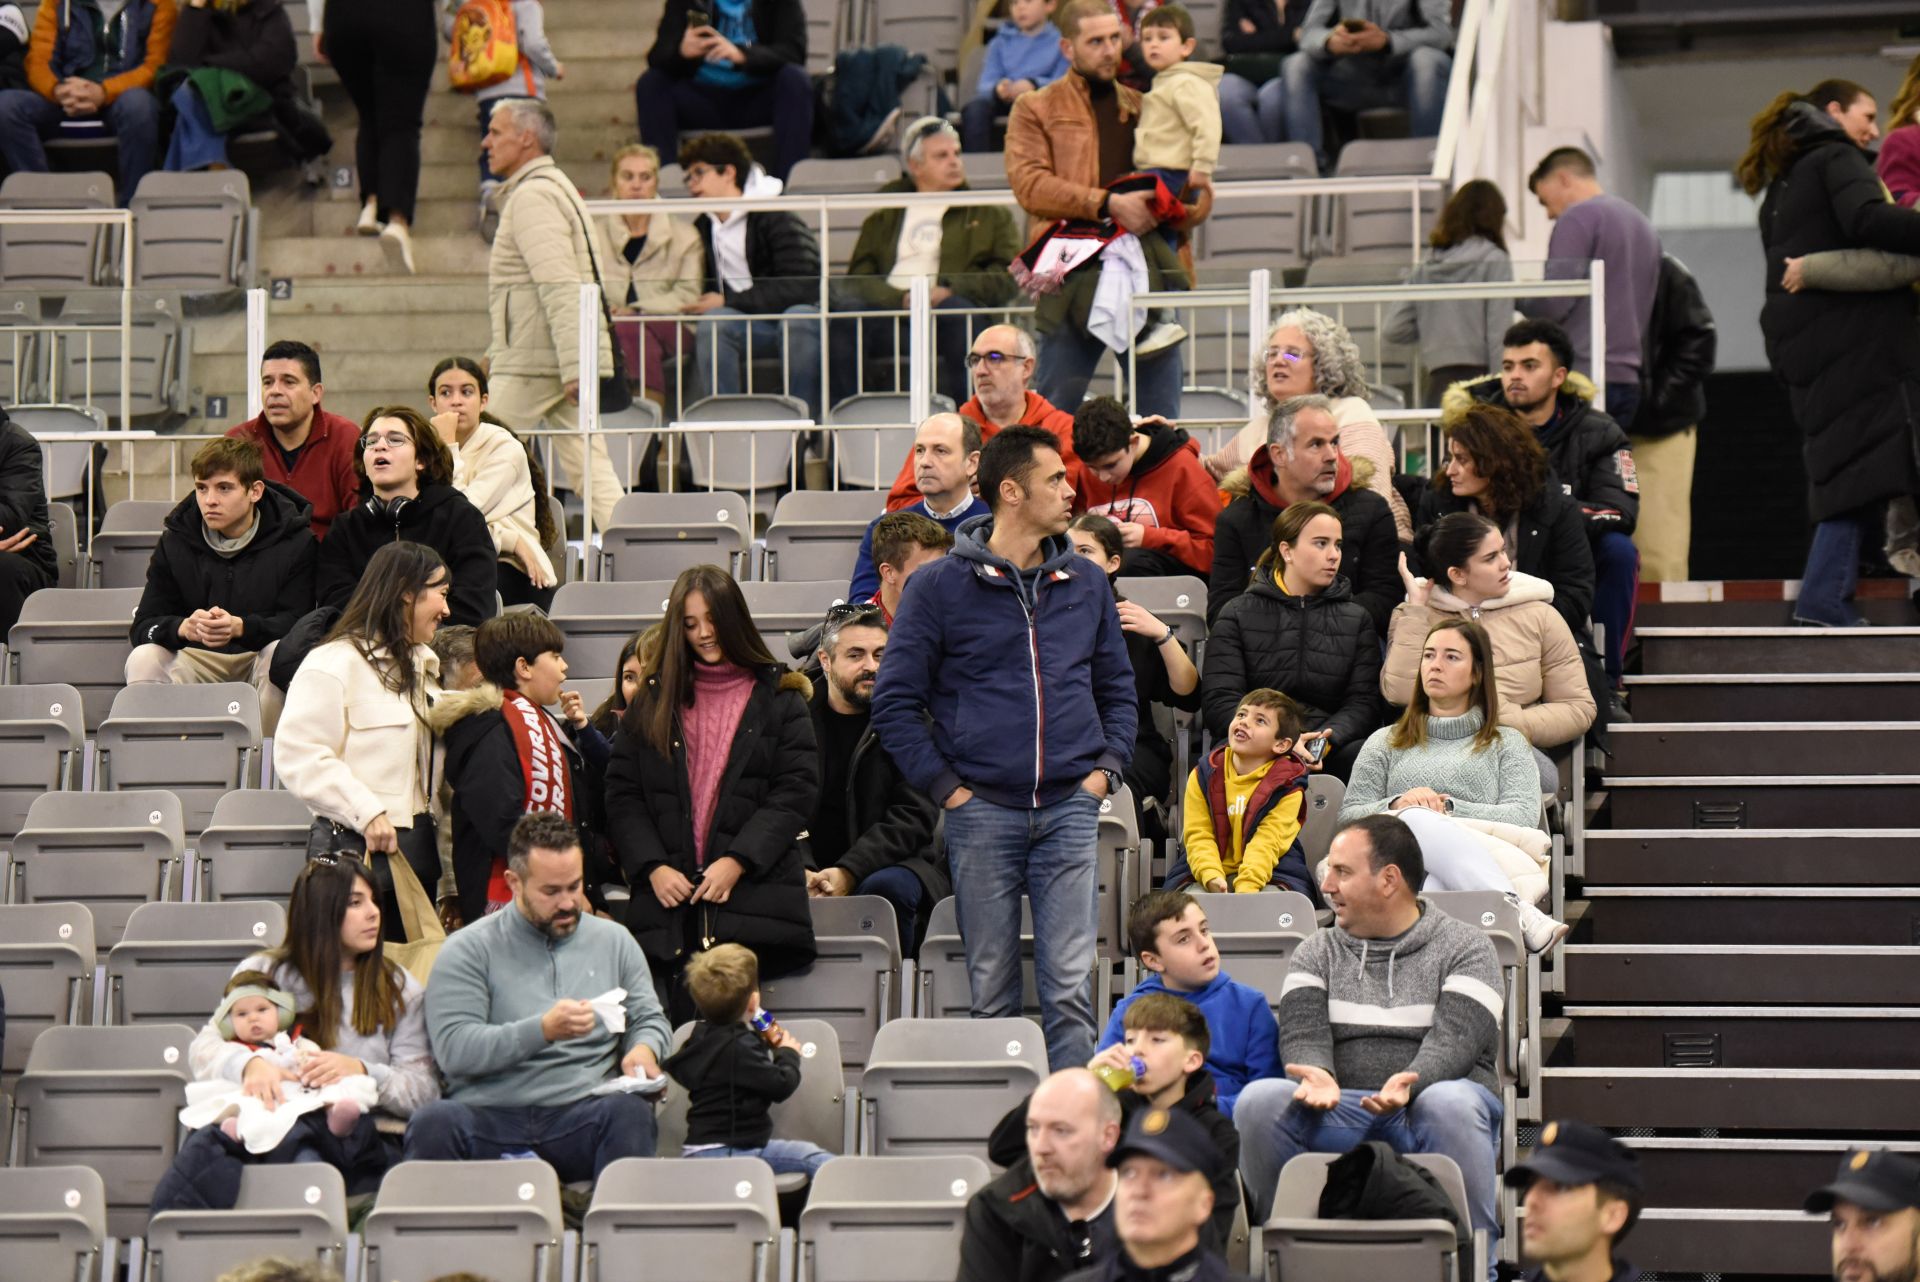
[
  {"left": 1340, "top": 615, "right": 1566, "bottom": 952},
  {"left": 603, "top": 564, "right": 819, "bottom": 1022},
  {"left": 1416, "top": 402, "right": 1594, "bottom": 638},
  {"left": 1742, "top": 78, "right": 1920, "bottom": 624},
  {"left": 153, "top": 855, "right": 436, "bottom": 1210},
  {"left": 278, "top": 541, "right": 449, "bottom": 939},
  {"left": 1384, "top": 179, "right": 1515, "bottom": 405}
]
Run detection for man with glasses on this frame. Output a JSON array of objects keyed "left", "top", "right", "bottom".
[
  {"left": 883, "top": 324, "right": 1079, "bottom": 510},
  {"left": 803, "top": 601, "right": 945, "bottom": 953},
  {"left": 1004, "top": 0, "right": 1191, "bottom": 422},
  {"left": 680, "top": 130, "right": 824, "bottom": 419},
  {"left": 833, "top": 117, "right": 1022, "bottom": 408}
]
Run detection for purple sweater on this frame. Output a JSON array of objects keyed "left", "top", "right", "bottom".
[{"left": 1523, "top": 192, "right": 1661, "bottom": 384}]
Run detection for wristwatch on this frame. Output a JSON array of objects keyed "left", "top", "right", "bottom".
[
  {"left": 1156, "top": 626, "right": 1176, "bottom": 646},
  {"left": 1100, "top": 768, "right": 1123, "bottom": 798}
]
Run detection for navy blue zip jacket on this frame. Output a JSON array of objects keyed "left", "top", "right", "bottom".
[{"left": 871, "top": 513, "right": 1137, "bottom": 809}]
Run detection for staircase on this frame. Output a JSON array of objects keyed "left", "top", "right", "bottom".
[
  {"left": 180, "top": 0, "right": 662, "bottom": 437},
  {"left": 1543, "top": 602, "right": 1920, "bottom": 1279}
]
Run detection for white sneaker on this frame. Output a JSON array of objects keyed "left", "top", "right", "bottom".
[
  {"left": 355, "top": 197, "right": 381, "bottom": 236},
  {"left": 1505, "top": 892, "right": 1569, "bottom": 955},
  {"left": 380, "top": 220, "right": 416, "bottom": 275},
  {"left": 1134, "top": 320, "right": 1187, "bottom": 356}
]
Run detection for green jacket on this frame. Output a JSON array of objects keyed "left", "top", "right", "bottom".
[{"left": 843, "top": 176, "right": 1022, "bottom": 309}]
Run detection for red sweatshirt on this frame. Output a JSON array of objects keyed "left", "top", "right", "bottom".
[
  {"left": 884, "top": 390, "right": 1081, "bottom": 511},
  {"left": 1075, "top": 420, "right": 1221, "bottom": 574},
  {"left": 227, "top": 409, "right": 364, "bottom": 541}
]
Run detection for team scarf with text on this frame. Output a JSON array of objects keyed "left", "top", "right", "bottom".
[{"left": 486, "top": 689, "right": 574, "bottom": 913}]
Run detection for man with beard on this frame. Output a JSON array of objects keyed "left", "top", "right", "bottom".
[
  {"left": 406, "top": 812, "right": 672, "bottom": 1181},
  {"left": 959, "top": 1068, "right": 1125, "bottom": 1282},
  {"left": 1808, "top": 1149, "right": 1920, "bottom": 1282},
  {"left": 802, "top": 603, "right": 944, "bottom": 953},
  {"left": 1504, "top": 1119, "right": 1644, "bottom": 1282}
]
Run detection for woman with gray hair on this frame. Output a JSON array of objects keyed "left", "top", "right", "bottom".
[{"left": 1201, "top": 308, "right": 1412, "bottom": 541}]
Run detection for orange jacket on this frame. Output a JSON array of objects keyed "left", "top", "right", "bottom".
[
  {"left": 28, "top": 0, "right": 178, "bottom": 105},
  {"left": 883, "top": 390, "right": 1081, "bottom": 511}
]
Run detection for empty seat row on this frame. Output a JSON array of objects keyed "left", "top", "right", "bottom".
[{"left": 0, "top": 169, "right": 254, "bottom": 293}]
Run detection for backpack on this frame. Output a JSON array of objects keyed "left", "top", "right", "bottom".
[{"left": 448, "top": 0, "right": 518, "bottom": 93}]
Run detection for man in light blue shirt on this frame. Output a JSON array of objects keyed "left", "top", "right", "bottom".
[{"left": 405, "top": 812, "right": 672, "bottom": 1182}]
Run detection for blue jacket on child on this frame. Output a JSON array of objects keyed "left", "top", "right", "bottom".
[
  {"left": 1098, "top": 968, "right": 1282, "bottom": 1116},
  {"left": 975, "top": 21, "right": 1070, "bottom": 99}
]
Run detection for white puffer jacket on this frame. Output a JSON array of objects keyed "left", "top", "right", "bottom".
[{"left": 276, "top": 640, "right": 443, "bottom": 832}]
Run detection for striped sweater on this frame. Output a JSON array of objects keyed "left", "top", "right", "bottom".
[{"left": 1278, "top": 898, "right": 1502, "bottom": 1100}]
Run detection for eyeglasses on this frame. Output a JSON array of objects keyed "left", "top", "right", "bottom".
[
  {"left": 826, "top": 602, "right": 885, "bottom": 624},
  {"left": 966, "top": 350, "right": 1023, "bottom": 369},
  {"left": 1263, "top": 346, "right": 1309, "bottom": 365},
  {"left": 361, "top": 432, "right": 412, "bottom": 450}
]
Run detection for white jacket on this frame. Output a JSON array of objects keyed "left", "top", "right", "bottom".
[
  {"left": 452, "top": 421, "right": 555, "bottom": 583},
  {"left": 486, "top": 155, "right": 616, "bottom": 379},
  {"left": 276, "top": 640, "right": 442, "bottom": 832}
]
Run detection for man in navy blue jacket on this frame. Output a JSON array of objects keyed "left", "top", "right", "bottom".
[{"left": 872, "top": 424, "right": 1137, "bottom": 1071}]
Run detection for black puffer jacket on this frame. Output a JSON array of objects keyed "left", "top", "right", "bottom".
[
  {"left": 1452, "top": 372, "right": 1638, "bottom": 537},
  {"left": 1209, "top": 447, "right": 1401, "bottom": 633},
  {"left": 130, "top": 481, "right": 316, "bottom": 652},
  {"left": 1638, "top": 252, "right": 1716, "bottom": 438},
  {"left": 316, "top": 483, "right": 498, "bottom": 627},
  {"left": 803, "top": 682, "right": 948, "bottom": 905},
  {"left": 1760, "top": 102, "right": 1920, "bottom": 522},
  {"left": 693, "top": 207, "right": 821, "bottom": 316},
  {"left": 0, "top": 411, "right": 56, "bottom": 585},
  {"left": 606, "top": 667, "right": 820, "bottom": 979},
  {"left": 1203, "top": 569, "right": 1380, "bottom": 746},
  {"left": 1415, "top": 484, "right": 1595, "bottom": 636},
  {"left": 959, "top": 1156, "right": 1116, "bottom": 1282}
]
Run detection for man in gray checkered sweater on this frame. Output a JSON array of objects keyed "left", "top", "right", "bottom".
[{"left": 1233, "top": 813, "right": 1505, "bottom": 1276}]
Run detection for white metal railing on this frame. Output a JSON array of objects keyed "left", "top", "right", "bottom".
[{"left": 1, "top": 208, "right": 136, "bottom": 428}]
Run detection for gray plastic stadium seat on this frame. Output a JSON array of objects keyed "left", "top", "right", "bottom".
[
  {"left": 95, "top": 682, "right": 264, "bottom": 835},
  {"left": 917, "top": 889, "right": 1115, "bottom": 1022},
  {"left": 1200, "top": 143, "right": 1317, "bottom": 271},
  {"left": 798, "top": 1154, "right": 992, "bottom": 1282},
  {"left": 1331, "top": 138, "right": 1441, "bottom": 257},
  {"left": 861, "top": 1017, "right": 1046, "bottom": 1161},
  {"left": 0, "top": 170, "right": 112, "bottom": 289},
  {"left": 13, "top": 405, "right": 107, "bottom": 505},
  {"left": 0, "top": 296, "right": 43, "bottom": 402},
  {"left": 7, "top": 586, "right": 141, "bottom": 731},
  {"left": 1116, "top": 575, "right": 1208, "bottom": 670},
  {"left": 1300, "top": 774, "right": 1346, "bottom": 867},
  {"left": 763, "top": 489, "right": 886, "bottom": 581},
  {"left": 797, "top": 0, "right": 837, "bottom": 73},
  {"left": 0, "top": 901, "right": 94, "bottom": 1089},
  {"left": 656, "top": 1017, "right": 848, "bottom": 1196},
  {"left": 145, "top": 1163, "right": 348, "bottom": 1282},
  {"left": 105, "top": 899, "right": 286, "bottom": 1025},
  {"left": 196, "top": 788, "right": 316, "bottom": 905},
  {"left": 583, "top": 1156, "right": 781, "bottom": 1282},
  {"left": 1189, "top": 891, "right": 1316, "bottom": 1017},
  {"left": 53, "top": 293, "right": 184, "bottom": 422},
  {"left": 9, "top": 1023, "right": 194, "bottom": 1237},
  {"left": 596, "top": 491, "right": 750, "bottom": 582},
  {"left": 1426, "top": 889, "right": 1530, "bottom": 1115},
  {"left": 869, "top": 0, "right": 966, "bottom": 90},
  {"left": 788, "top": 157, "right": 903, "bottom": 195},
  {"left": 677, "top": 395, "right": 808, "bottom": 504},
  {"left": 0, "top": 1164, "right": 106, "bottom": 1280},
  {"left": 740, "top": 580, "right": 851, "bottom": 658},
  {"left": 1265, "top": 1150, "right": 1477, "bottom": 1282},
  {"left": 551, "top": 580, "right": 677, "bottom": 678},
  {"left": 9, "top": 788, "right": 186, "bottom": 947},
  {"left": 0, "top": 681, "right": 84, "bottom": 842},
  {"left": 1174, "top": 386, "right": 1251, "bottom": 454},
  {"left": 960, "top": 152, "right": 1010, "bottom": 190},
  {"left": 762, "top": 897, "right": 901, "bottom": 1084},
  {"left": 828, "top": 391, "right": 955, "bottom": 489},
  {"left": 47, "top": 498, "right": 82, "bottom": 585},
  {"left": 130, "top": 171, "right": 252, "bottom": 292},
  {"left": 89, "top": 498, "right": 172, "bottom": 588},
  {"left": 361, "top": 1159, "right": 564, "bottom": 1282}
]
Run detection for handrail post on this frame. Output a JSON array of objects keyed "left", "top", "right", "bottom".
[
  {"left": 244, "top": 288, "right": 267, "bottom": 422},
  {"left": 907, "top": 275, "right": 931, "bottom": 427},
  {"left": 578, "top": 282, "right": 600, "bottom": 545},
  {"left": 119, "top": 208, "right": 131, "bottom": 433},
  {"left": 1588, "top": 259, "right": 1606, "bottom": 414},
  {"left": 1247, "top": 267, "right": 1272, "bottom": 384}
]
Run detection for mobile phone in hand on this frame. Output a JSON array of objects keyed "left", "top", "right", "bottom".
[
  {"left": 1301, "top": 733, "right": 1330, "bottom": 765},
  {"left": 688, "top": 9, "right": 711, "bottom": 28},
  {"left": 1340, "top": 17, "right": 1366, "bottom": 31}
]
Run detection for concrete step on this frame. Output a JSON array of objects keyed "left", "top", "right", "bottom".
[
  {"left": 1603, "top": 775, "right": 1920, "bottom": 828},
  {"left": 1579, "top": 886, "right": 1920, "bottom": 947},
  {"left": 1556, "top": 1006, "right": 1920, "bottom": 1070},
  {"left": 1638, "top": 625, "right": 1920, "bottom": 675},
  {"left": 425, "top": 87, "right": 637, "bottom": 130},
  {"left": 1620, "top": 1138, "right": 1920, "bottom": 1211},
  {"left": 1562, "top": 944, "right": 1920, "bottom": 1004},
  {"left": 269, "top": 277, "right": 494, "bottom": 317},
  {"left": 1622, "top": 672, "right": 1920, "bottom": 723},
  {"left": 1607, "top": 722, "right": 1920, "bottom": 776},
  {"left": 260, "top": 234, "right": 492, "bottom": 279},
  {"left": 1628, "top": 1209, "right": 1825, "bottom": 1277},
  {"left": 544, "top": 58, "right": 647, "bottom": 95},
  {"left": 1583, "top": 830, "right": 1920, "bottom": 886},
  {"left": 199, "top": 311, "right": 489, "bottom": 361},
  {"left": 1542, "top": 1065, "right": 1920, "bottom": 1131}
]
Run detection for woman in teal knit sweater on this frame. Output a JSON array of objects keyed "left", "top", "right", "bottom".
[{"left": 1341, "top": 616, "right": 1567, "bottom": 951}]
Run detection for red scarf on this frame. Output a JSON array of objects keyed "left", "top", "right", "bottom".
[{"left": 486, "top": 689, "right": 575, "bottom": 913}]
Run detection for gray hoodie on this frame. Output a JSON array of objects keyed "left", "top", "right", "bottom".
[
  {"left": 1278, "top": 897, "right": 1502, "bottom": 1100},
  {"left": 1383, "top": 235, "right": 1514, "bottom": 373}
]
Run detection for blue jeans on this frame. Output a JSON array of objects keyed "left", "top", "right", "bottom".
[
  {"left": 402, "top": 1094, "right": 658, "bottom": 1184},
  {"left": 1592, "top": 530, "right": 1639, "bottom": 687},
  {"left": 1220, "top": 72, "right": 1285, "bottom": 145},
  {"left": 1163, "top": 841, "right": 1314, "bottom": 898},
  {"left": 684, "top": 1139, "right": 833, "bottom": 1176},
  {"left": 1796, "top": 514, "right": 1865, "bottom": 625},
  {"left": 0, "top": 85, "right": 160, "bottom": 203},
  {"left": 856, "top": 864, "right": 928, "bottom": 956},
  {"left": 1234, "top": 1077, "right": 1501, "bottom": 1275},
  {"left": 960, "top": 94, "right": 1007, "bottom": 153},
  {"left": 1604, "top": 381, "right": 1641, "bottom": 433},
  {"left": 1035, "top": 324, "right": 1184, "bottom": 422},
  {"left": 164, "top": 83, "right": 228, "bottom": 173},
  {"left": 941, "top": 790, "right": 1102, "bottom": 1071},
  {"left": 695, "top": 304, "right": 823, "bottom": 420},
  {"left": 1280, "top": 47, "right": 1452, "bottom": 171},
  {"left": 634, "top": 62, "right": 814, "bottom": 183}
]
